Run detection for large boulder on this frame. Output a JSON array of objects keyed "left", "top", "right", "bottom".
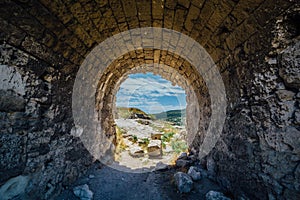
[
  {"left": 147, "top": 140, "right": 162, "bottom": 157},
  {"left": 129, "top": 146, "right": 144, "bottom": 157},
  {"left": 174, "top": 172, "right": 193, "bottom": 193}
]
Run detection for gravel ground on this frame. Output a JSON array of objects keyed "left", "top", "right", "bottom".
[{"left": 56, "top": 162, "right": 227, "bottom": 200}]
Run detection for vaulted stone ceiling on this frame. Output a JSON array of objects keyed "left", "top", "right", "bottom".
[
  {"left": 0, "top": 0, "right": 294, "bottom": 69},
  {"left": 0, "top": 1, "right": 300, "bottom": 199}
]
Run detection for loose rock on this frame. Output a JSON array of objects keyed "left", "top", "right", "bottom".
[
  {"left": 205, "top": 191, "right": 230, "bottom": 200},
  {"left": 276, "top": 90, "right": 295, "bottom": 101},
  {"left": 147, "top": 140, "right": 162, "bottom": 157},
  {"left": 73, "top": 184, "right": 93, "bottom": 200},
  {"left": 178, "top": 152, "right": 188, "bottom": 160},
  {"left": 129, "top": 146, "right": 144, "bottom": 157},
  {"left": 174, "top": 172, "right": 193, "bottom": 193},
  {"left": 188, "top": 166, "right": 201, "bottom": 181},
  {"left": 154, "top": 161, "right": 168, "bottom": 171},
  {"left": 176, "top": 159, "right": 190, "bottom": 168}
]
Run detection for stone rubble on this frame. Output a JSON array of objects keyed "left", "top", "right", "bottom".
[
  {"left": 147, "top": 139, "right": 162, "bottom": 157},
  {"left": 205, "top": 191, "right": 231, "bottom": 200},
  {"left": 174, "top": 172, "right": 194, "bottom": 193},
  {"left": 188, "top": 166, "right": 202, "bottom": 181},
  {"left": 129, "top": 146, "right": 144, "bottom": 157},
  {"left": 73, "top": 184, "right": 94, "bottom": 200},
  {"left": 154, "top": 161, "right": 169, "bottom": 171}
]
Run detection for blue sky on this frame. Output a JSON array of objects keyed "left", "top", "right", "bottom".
[{"left": 116, "top": 73, "right": 186, "bottom": 114}]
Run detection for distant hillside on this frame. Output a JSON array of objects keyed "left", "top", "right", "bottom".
[
  {"left": 116, "top": 107, "right": 153, "bottom": 119},
  {"left": 153, "top": 109, "right": 186, "bottom": 126},
  {"left": 116, "top": 107, "right": 186, "bottom": 125}
]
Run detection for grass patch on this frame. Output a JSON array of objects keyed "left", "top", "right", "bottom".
[
  {"left": 114, "top": 126, "right": 128, "bottom": 161},
  {"left": 171, "top": 140, "right": 188, "bottom": 154},
  {"left": 161, "top": 132, "right": 175, "bottom": 142}
]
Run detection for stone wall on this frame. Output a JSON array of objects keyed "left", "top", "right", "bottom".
[
  {"left": 92, "top": 49, "right": 211, "bottom": 165},
  {"left": 0, "top": 43, "right": 93, "bottom": 199},
  {"left": 0, "top": 0, "right": 299, "bottom": 199},
  {"left": 205, "top": 7, "right": 300, "bottom": 200},
  {"left": 95, "top": 49, "right": 211, "bottom": 154}
]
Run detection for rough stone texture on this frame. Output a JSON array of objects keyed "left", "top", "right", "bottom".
[
  {"left": 188, "top": 166, "right": 201, "bottom": 181},
  {"left": 73, "top": 184, "right": 93, "bottom": 200},
  {"left": 205, "top": 191, "right": 230, "bottom": 200},
  {"left": 0, "top": 175, "right": 29, "bottom": 200},
  {"left": 279, "top": 39, "right": 300, "bottom": 89},
  {"left": 95, "top": 51, "right": 210, "bottom": 159},
  {"left": 207, "top": 8, "right": 300, "bottom": 199},
  {"left": 0, "top": 65, "right": 26, "bottom": 95},
  {"left": 0, "top": 1, "right": 299, "bottom": 199},
  {"left": 0, "top": 43, "right": 94, "bottom": 199},
  {"left": 174, "top": 172, "right": 194, "bottom": 193},
  {"left": 0, "top": 90, "right": 26, "bottom": 112}
]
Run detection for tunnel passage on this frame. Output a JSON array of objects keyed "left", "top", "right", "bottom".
[
  {"left": 0, "top": 0, "right": 299, "bottom": 199},
  {"left": 95, "top": 49, "right": 211, "bottom": 160},
  {"left": 71, "top": 28, "right": 225, "bottom": 170}
]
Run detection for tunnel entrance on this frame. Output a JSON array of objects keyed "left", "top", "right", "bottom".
[
  {"left": 73, "top": 28, "right": 225, "bottom": 174},
  {"left": 97, "top": 61, "right": 205, "bottom": 172},
  {"left": 113, "top": 72, "right": 188, "bottom": 170}
]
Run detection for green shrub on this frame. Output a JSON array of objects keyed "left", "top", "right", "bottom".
[
  {"left": 161, "top": 132, "right": 175, "bottom": 142},
  {"left": 141, "top": 138, "right": 149, "bottom": 145},
  {"left": 132, "top": 135, "right": 138, "bottom": 143},
  {"left": 171, "top": 140, "right": 188, "bottom": 154}
]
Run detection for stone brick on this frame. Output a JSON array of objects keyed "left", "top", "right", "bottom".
[
  {"left": 122, "top": 0, "right": 138, "bottom": 18},
  {"left": 109, "top": 0, "right": 126, "bottom": 23},
  {"left": 165, "top": 0, "right": 177, "bottom": 9},
  {"left": 152, "top": 0, "right": 164, "bottom": 20},
  {"left": 206, "top": 0, "right": 235, "bottom": 32},
  {"left": 173, "top": 8, "right": 186, "bottom": 32},
  {"left": 198, "top": 0, "right": 216, "bottom": 27},
  {"left": 164, "top": 8, "right": 175, "bottom": 29},
  {"left": 0, "top": 1, "right": 299, "bottom": 199},
  {"left": 231, "top": 0, "right": 264, "bottom": 25},
  {"left": 178, "top": 0, "right": 190, "bottom": 8},
  {"left": 185, "top": 4, "right": 200, "bottom": 32},
  {"left": 191, "top": 0, "right": 205, "bottom": 8}
]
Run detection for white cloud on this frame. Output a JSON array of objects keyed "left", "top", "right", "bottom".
[
  {"left": 117, "top": 76, "right": 185, "bottom": 97},
  {"left": 116, "top": 74, "right": 186, "bottom": 113}
]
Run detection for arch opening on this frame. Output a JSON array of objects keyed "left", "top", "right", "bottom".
[
  {"left": 95, "top": 52, "right": 210, "bottom": 172},
  {"left": 113, "top": 72, "right": 188, "bottom": 170},
  {"left": 73, "top": 27, "right": 226, "bottom": 173}
]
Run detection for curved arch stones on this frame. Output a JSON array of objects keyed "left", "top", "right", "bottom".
[{"left": 72, "top": 27, "right": 227, "bottom": 171}]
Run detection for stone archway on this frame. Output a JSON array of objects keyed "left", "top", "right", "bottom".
[
  {"left": 72, "top": 28, "right": 226, "bottom": 170},
  {"left": 96, "top": 62, "right": 203, "bottom": 170},
  {"left": 0, "top": 1, "right": 299, "bottom": 199}
]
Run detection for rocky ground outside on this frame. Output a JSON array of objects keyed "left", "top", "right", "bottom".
[
  {"left": 57, "top": 110, "right": 232, "bottom": 200},
  {"left": 114, "top": 117, "right": 188, "bottom": 170}
]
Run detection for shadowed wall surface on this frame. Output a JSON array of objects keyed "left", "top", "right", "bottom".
[{"left": 0, "top": 0, "right": 299, "bottom": 199}]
